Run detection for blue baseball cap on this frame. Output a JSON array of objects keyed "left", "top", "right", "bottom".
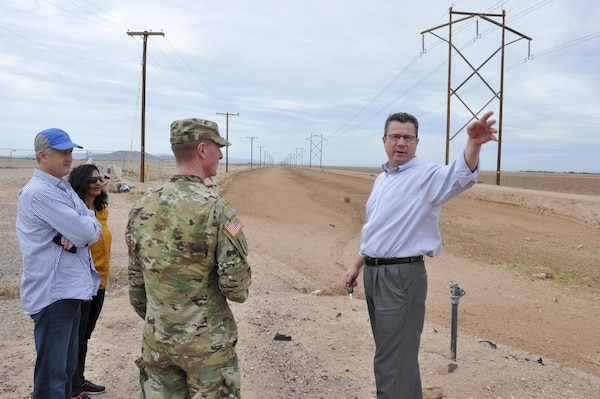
[{"left": 34, "top": 128, "right": 83, "bottom": 152}]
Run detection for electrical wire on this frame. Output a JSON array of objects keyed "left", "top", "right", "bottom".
[
  {"left": 3, "top": 0, "right": 599, "bottom": 160},
  {"left": 163, "top": 37, "right": 227, "bottom": 110},
  {"left": 333, "top": 0, "right": 558, "bottom": 139}
]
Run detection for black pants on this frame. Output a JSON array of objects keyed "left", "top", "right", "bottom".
[
  {"left": 71, "top": 289, "right": 106, "bottom": 395},
  {"left": 364, "top": 261, "right": 427, "bottom": 399}
]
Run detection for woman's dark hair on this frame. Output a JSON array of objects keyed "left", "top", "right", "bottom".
[{"left": 69, "top": 164, "right": 108, "bottom": 211}]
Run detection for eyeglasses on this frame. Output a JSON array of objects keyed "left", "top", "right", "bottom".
[
  {"left": 88, "top": 176, "right": 104, "bottom": 184},
  {"left": 385, "top": 134, "right": 417, "bottom": 142}
]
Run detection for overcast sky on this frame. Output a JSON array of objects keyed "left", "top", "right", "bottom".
[{"left": 1, "top": 0, "right": 599, "bottom": 172}]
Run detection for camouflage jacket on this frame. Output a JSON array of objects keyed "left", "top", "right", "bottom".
[{"left": 125, "top": 175, "right": 251, "bottom": 352}]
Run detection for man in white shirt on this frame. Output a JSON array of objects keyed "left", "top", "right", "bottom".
[{"left": 343, "top": 111, "right": 497, "bottom": 399}]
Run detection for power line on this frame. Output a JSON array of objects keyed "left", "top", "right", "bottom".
[
  {"left": 142, "top": 43, "right": 214, "bottom": 115},
  {"left": 163, "top": 37, "right": 227, "bottom": 110},
  {"left": 328, "top": 1, "right": 557, "bottom": 139},
  {"left": 42, "top": 0, "right": 117, "bottom": 30},
  {"left": 531, "top": 31, "right": 600, "bottom": 58},
  {"left": 42, "top": 0, "right": 135, "bottom": 30},
  {"left": 76, "top": 0, "right": 136, "bottom": 30},
  {"left": 0, "top": 25, "right": 136, "bottom": 63},
  {"left": 333, "top": 0, "right": 568, "bottom": 139}
]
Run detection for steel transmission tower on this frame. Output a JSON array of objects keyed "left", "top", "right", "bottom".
[
  {"left": 295, "top": 147, "right": 303, "bottom": 167},
  {"left": 421, "top": 8, "right": 531, "bottom": 185},
  {"left": 306, "top": 134, "right": 327, "bottom": 169}
]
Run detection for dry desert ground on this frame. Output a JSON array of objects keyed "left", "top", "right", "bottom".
[{"left": 1, "top": 158, "right": 599, "bottom": 398}]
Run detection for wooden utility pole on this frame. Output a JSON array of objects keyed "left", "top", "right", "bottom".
[
  {"left": 246, "top": 136, "right": 258, "bottom": 168},
  {"left": 127, "top": 30, "right": 165, "bottom": 182},
  {"left": 216, "top": 112, "right": 239, "bottom": 172}
]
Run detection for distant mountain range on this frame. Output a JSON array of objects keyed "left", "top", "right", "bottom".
[
  {"left": 83, "top": 150, "right": 173, "bottom": 162},
  {"left": 83, "top": 150, "right": 251, "bottom": 164},
  {"left": 7, "top": 150, "right": 252, "bottom": 164}
]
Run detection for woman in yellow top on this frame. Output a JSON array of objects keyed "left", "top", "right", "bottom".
[{"left": 68, "top": 164, "right": 112, "bottom": 397}]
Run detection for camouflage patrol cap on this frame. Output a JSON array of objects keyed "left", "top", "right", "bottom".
[{"left": 170, "top": 118, "right": 231, "bottom": 147}]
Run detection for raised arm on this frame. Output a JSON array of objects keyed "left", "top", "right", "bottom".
[{"left": 464, "top": 111, "right": 498, "bottom": 172}]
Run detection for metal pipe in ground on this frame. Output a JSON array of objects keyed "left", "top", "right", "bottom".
[{"left": 449, "top": 281, "right": 466, "bottom": 361}]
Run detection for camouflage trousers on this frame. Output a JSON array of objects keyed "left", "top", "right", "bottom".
[{"left": 136, "top": 340, "right": 241, "bottom": 399}]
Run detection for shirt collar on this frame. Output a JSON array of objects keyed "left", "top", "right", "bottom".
[
  {"left": 33, "top": 168, "right": 70, "bottom": 190},
  {"left": 382, "top": 156, "right": 420, "bottom": 174}
]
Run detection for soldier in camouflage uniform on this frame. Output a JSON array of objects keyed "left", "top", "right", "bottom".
[{"left": 125, "top": 118, "right": 252, "bottom": 399}]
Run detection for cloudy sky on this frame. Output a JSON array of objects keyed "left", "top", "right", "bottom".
[{"left": 1, "top": 0, "right": 599, "bottom": 172}]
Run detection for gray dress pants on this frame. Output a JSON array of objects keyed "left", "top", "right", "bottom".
[{"left": 364, "top": 260, "right": 427, "bottom": 399}]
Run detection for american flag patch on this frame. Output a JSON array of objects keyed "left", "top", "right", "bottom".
[{"left": 226, "top": 216, "right": 242, "bottom": 237}]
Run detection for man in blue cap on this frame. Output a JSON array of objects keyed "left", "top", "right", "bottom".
[{"left": 16, "top": 128, "right": 102, "bottom": 399}]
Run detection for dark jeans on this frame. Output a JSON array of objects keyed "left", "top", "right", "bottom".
[
  {"left": 31, "top": 299, "right": 81, "bottom": 399},
  {"left": 71, "top": 289, "right": 106, "bottom": 396}
]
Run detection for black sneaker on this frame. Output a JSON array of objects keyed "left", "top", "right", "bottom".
[
  {"left": 72, "top": 393, "right": 92, "bottom": 399},
  {"left": 81, "top": 379, "right": 106, "bottom": 394}
]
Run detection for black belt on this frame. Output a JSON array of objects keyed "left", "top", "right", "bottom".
[{"left": 364, "top": 256, "right": 423, "bottom": 266}]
